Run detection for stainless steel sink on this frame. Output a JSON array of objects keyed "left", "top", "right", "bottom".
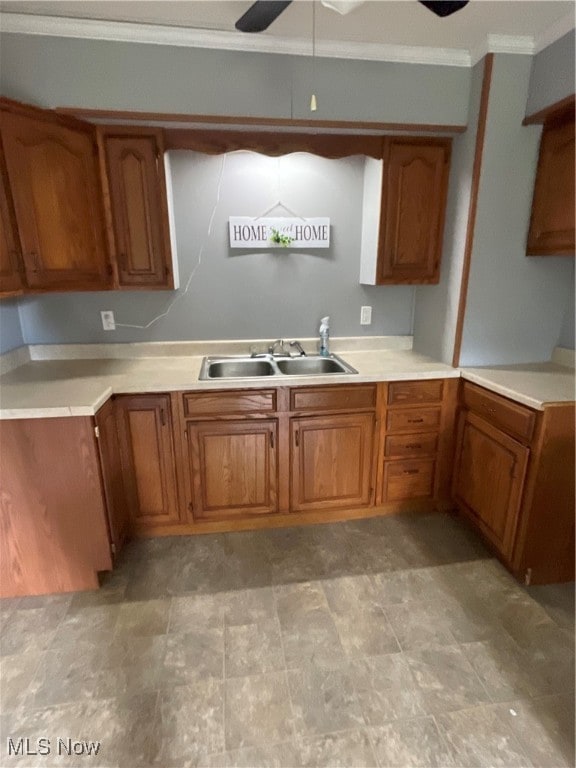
[
  {"left": 204, "top": 360, "right": 276, "bottom": 378},
  {"left": 276, "top": 357, "right": 355, "bottom": 375},
  {"left": 199, "top": 353, "right": 357, "bottom": 380}
]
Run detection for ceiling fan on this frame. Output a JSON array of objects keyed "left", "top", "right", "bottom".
[{"left": 236, "top": 1, "right": 470, "bottom": 33}]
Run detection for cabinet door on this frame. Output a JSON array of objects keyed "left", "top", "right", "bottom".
[
  {"left": 104, "top": 131, "right": 173, "bottom": 288},
  {"left": 527, "top": 116, "right": 575, "bottom": 255},
  {"left": 0, "top": 142, "right": 23, "bottom": 294},
  {"left": 377, "top": 138, "right": 450, "bottom": 284},
  {"left": 1, "top": 109, "right": 110, "bottom": 290},
  {"left": 116, "top": 395, "right": 181, "bottom": 531},
  {"left": 452, "top": 411, "right": 529, "bottom": 558},
  {"left": 187, "top": 420, "right": 278, "bottom": 519},
  {"left": 291, "top": 413, "right": 374, "bottom": 511},
  {"left": 95, "top": 399, "right": 129, "bottom": 555}
]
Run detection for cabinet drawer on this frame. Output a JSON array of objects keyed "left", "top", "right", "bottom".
[
  {"left": 462, "top": 383, "right": 536, "bottom": 443},
  {"left": 183, "top": 389, "right": 276, "bottom": 417},
  {"left": 290, "top": 385, "right": 376, "bottom": 412},
  {"left": 383, "top": 459, "right": 435, "bottom": 501},
  {"left": 388, "top": 380, "right": 444, "bottom": 406},
  {"left": 385, "top": 432, "right": 438, "bottom": 458},
  {"left": 386, "top": 407, "right": 441, "bottom": 433}
]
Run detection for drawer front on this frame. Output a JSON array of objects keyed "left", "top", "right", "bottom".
[
  {"left": 383, "top": 459, "right": 435, "bottom": 502},
  {"left": 462, "top": 383, "right": 535, "bottom": 443},
  {"left": 386, "top": 407, "right": 441, "bottom": 433},
  {"left": 290, "top": 385, "right": 377, "bottom": 412},
  {"left": 385, "top": 432, "right": 438, "bottom": 458},
  {"left": 183, "top": 389, "right": 276, "bottom": 417},
  {"left": 388, "top": 380, "right": 444, "bottom": 406}
]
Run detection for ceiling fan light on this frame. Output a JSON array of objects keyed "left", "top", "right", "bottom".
[{"left": 320, "top": 0, "right": 365, "bottom": 16}]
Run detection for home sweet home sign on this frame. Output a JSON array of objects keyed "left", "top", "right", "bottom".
[{"left": 229, "top": 217, "right": 330, "bottom": 248}]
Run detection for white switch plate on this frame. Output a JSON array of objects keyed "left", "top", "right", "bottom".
[
  {"left": 360, "top": 306, "right": 372, "bottom": 325},
  {"left": 101, "top": 310, "right": 116, "bottom": 331}
]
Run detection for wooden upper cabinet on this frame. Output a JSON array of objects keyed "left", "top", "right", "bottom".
[
  {"left": 527, "top": 113, "right": 575, "bottom": 255},
  {"left": 377, "top": 138, "right": 450, "bottom": 284},
  {"left": 102, "top": 128, "right": 174, "bottom": 288},
  {"left": 0, "top": 141, "right": 23, "bottom": 294},
  {"left": 0, "top": 103, "right": 111, "bottom": 290}
]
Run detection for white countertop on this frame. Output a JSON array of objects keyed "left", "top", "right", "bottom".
[
  {"left": 0, "top": 341, "right": 573, "bottom": 419},
  {"left": 460, "top": 362, "right": 575, "bottom": 411}
]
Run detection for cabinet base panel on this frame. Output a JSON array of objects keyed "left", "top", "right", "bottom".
[
  {"left": 130, "top": 499, "right": 444, "bottom": 538},
  {"left": 454, "top": 504, "right": 574, "bottom": 586}
]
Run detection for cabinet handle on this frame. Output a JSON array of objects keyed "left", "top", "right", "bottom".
[
  {"left": 403, "top": 469, "right": 419, "bottom": 475},
  {"left": 270, "top": 431, "right": 275, "bottom": 449},
  {"left": 160, "top": 408, "right": 166, "bottom": 426},
  {"left": 405, "top": 443, "right": 422, "bottom": 449},
  {"left": 408, "top": 418, "right": 424, "bottom": 424},
  {"left": 295, "top": 430, "right": 299, "bottom": 447}
]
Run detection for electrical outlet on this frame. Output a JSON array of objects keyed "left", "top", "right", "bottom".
[
  {"left": 100, "top": 311, "right": 116, "bottom": 331},
  {"left": 360, "top": 306, "right": 372, "bottom": 325}
]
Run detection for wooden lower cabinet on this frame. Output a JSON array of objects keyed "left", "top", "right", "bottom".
[
  {"left": 452, "top": 382, "right": 575, "bottom": 584},
  {"left": 94, "top": 398, "right": 129, "bottom": 554},
  {"left": 290, "top": 413, "right": 375, "bottom": 511},
  {"left": 0, "top": 417, "right": 112, "bottom": 597},
  {"left": 116, "top": 394, "right": 181, "bottom": 532},
  {"left": 186, "top": 419, "right": 278, "bottom": 519},
  {"left": 452, "top": 411, "right": 529, "bottom": 558}
]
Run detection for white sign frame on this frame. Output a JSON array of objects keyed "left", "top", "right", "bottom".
[{"left": 229, "top": 217, "right": 330, "bottom": 249}]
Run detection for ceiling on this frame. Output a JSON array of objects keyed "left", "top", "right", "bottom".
[{"left": 1, "top": 1, "right": 574, "bottom": 65}]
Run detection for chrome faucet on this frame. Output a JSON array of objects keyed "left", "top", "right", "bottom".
[
  {"left": 289, "top": 341, "right": 306, "bottom": 356},
  {"left": 268, "top": 339, "right": 289, "bottom": 356}
]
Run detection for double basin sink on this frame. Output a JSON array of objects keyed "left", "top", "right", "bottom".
[{"left": 199, "top": 353, "right": 358, "bottom": 380}]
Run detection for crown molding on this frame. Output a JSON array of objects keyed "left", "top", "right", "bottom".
[
  {"left": 1, "top": 10, "right": 574, "bottom": 68},
  {"left": 469, "top": 33, "right": 534, "bottom": 66},
  {"left": 0, "top": 12, "right": 472, "bottom": 66}
]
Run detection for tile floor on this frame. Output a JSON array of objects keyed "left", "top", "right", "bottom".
[{"left": 0, "top": 512, "right": 574, "bottom": 768}]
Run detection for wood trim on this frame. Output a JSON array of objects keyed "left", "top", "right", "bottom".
[
  {"left": 451, "top": 54, "right": 494, "bottom": 368},
  {"left": 56, "top": 106, "right": 467, "bottom": 134},
  {"left": 523, "top": 94, "right": 575, "bottom": 126},
  {"left": 0, "top": 96, "right": 94, "bottom": 133},
  {"left": 129, "top": 499, "right": 441, "bottom": 537},
  {"left": 164, "top": 129, "right": 384, "bottom": 159}
]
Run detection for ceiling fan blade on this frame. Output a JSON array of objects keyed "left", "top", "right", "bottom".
[
  {"left": 418, "top": 1, "right": 469, "bottom": 18},
  {"left": 235, "top": 1, "right": 293, "bottom": 33}
]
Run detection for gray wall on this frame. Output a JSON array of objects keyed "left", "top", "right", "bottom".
[
  {"left": 459, "top": 54, "right": 574, "bottom": 366},
  {"left": 558, "top": 262, "right": 575, "bottom": 350},
  {"left": 0, "top": 300, "right": 24, "bottom": 353},
  {"left": 526, "top": 30, "right": 575, "bottom": 117},
  {"left": 412, "top": 60, "right": 485, "bottom": 364},
  {"left": 0, "top": 33, "right": 470, "bottom": 125},
  {"left": 17, "top": 152, "right": 414, "bottom": 344}
]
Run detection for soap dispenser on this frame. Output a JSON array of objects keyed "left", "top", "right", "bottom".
[{"left": 319, "top": 316, "right": 330, "bottom": 356}]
